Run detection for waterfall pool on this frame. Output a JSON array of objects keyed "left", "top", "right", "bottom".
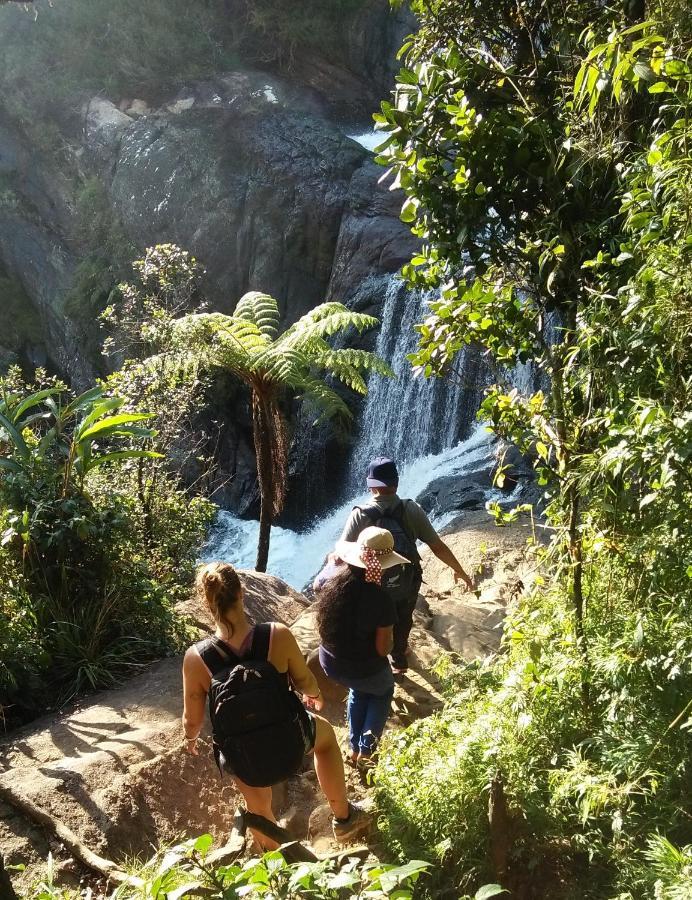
[{"left": 202, "top": 424, "right": 499, "bottom": 589}]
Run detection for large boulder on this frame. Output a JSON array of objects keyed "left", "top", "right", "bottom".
[
  {"left": 178, "top": 568, "right": 309, "bottom": 632},
  {"left": 110, "top": 101, "right": 367, "bottom": 320},
  {"left": 83, "top": 98, "right": 132, "bottom": 159}
]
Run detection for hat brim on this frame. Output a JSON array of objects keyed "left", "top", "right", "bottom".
[
  {"left": 335, "top": 539, "right": 410, "bottom": 570},
  {"left": 366, "top": 476, "right": 397, "bottom": 488}
]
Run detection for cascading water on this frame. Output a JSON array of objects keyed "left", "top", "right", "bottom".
[
  {"left": 348, "top": 275, "right": 475, "bottom": 484},
  {"left": 204, "top": 424, "right": 498, "bottom": 589}
]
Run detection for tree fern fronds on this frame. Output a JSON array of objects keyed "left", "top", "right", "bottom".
[
  {"left": 278, "top": 306, "right": 380, "bottom": 348},
  {"left": 250, "top": 347, "right": 313, "bottom": 382},
  {"left": 314, "top": 348, "right": 395, "bottom": 379},
  {"left": 297, "top": 374, "right": 353, "bottom": 424},
  {"left": 234, "top": 291, "right": 281, "bottom": 340}
]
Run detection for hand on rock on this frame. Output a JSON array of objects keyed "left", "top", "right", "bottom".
[{"left": 454, "top": 570, "right": 475, "bottom": 592}]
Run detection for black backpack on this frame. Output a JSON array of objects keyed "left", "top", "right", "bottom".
[
  {"left": 357, "top": 501, "right": 423, "bottom": 606},
  {"left": 197, "top": 624, "right": 312, "bottom": 788}
]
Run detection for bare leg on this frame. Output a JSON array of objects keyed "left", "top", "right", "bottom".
[
  {"left": 312, "top": 715, "right": 349, "bottom": 820},
  {"left": 233, "top": 779, "right": 278, "bottom": 850}
]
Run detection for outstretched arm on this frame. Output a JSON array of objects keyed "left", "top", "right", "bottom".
[{"left": 427, "top": 538, "right": 474, "bottom": 591}]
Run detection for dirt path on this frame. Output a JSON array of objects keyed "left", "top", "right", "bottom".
[{"left": 0, "top": 512, "right": 533, "bottom": 892}]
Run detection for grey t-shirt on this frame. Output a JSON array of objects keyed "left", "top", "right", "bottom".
[{"left": 340, "top": 493, "right": 439, "bottom": 548}]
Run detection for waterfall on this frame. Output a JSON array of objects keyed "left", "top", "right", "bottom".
[
  {"left": 204, "top": 424, "right": 498, "bottom": 589},
  {"left": 349, "top": 275, "right": 479, "bottom": 486}
]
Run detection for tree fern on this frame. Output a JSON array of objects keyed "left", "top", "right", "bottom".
[
  {"left": 145, "top": 285, "right": 390, "bottom": 571},
  {"left": 278, "top": 303, "right": 380, "bottom": 348}
]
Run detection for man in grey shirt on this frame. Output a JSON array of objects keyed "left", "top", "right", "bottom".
[{"left": 340, "top": 457, "right": 474, "bottom": 674}]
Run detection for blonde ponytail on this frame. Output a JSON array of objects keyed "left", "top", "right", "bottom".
[{"left": 196, "top": 562, "right": 242, "bottom": 634}]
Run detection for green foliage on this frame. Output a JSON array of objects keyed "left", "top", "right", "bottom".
[
  {"left": 0, "top": 0, "right": 369, "bottom": 139},
  {"left": 19, "top": 838, "right": 437, "bottom": 900},
  {"left": 376, "top": 557, "right": 692, "bottom": 897},
  {"left": 0, "top": 369, "right": 214, "bottom": 725},
  {"left": 63, "top": 178, "right": 136, "bottom": 323},
  {"left": 0, "top": 0, "right": 238, "bottom": 124},
  {"left": 373, "top": 1, "right": 692, "bottom": 896},
  {"left": 121, "top": 839, "right": 429, "bottom": 900},
  {"left": 231, "top": 0, "right": 369, "bottom": 65},
  {"left": 0, "top": 270, "right": 42, "bottom": 354}
]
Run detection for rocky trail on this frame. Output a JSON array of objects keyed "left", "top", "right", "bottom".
[{"left": 0, "top": 513, "right": 534, "bottom": 893}]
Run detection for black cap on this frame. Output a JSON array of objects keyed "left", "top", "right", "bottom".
[{"left": 367, "top": 457, "right": 399, "bottom": 488}]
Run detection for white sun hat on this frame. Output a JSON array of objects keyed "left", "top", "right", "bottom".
[{"left": 335, "top": 526, "right": 410, "bottom": 571}]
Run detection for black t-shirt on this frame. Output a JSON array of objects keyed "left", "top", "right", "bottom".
[{"left": 318, "top": 578, "right": 397, "bottom": 679}]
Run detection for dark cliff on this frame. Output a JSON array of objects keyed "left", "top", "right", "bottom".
[{"left": 0, "top": 0, "right": 417, "bottom": 521}]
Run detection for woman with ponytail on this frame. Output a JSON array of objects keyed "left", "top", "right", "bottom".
[
  {"left": 182, "top": 561, "right": 369, "bottom": 846},
  {"left": 315, "top": 527, "right": 408, "bottom": 766}
]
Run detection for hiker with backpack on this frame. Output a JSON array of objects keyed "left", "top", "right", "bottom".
[
  {"left": 182, "top": 562, "right": 369, "bottom": 847},
  {"left": 340, "top": 457, "right": 475, "bottom": 676},
  {"left": 314, "top": 526, "right": 405, "bottom": 765}
]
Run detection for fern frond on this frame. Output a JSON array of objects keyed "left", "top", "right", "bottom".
[
  {"left": 277, "top": 304, "right": 380, "bottom": 348},
  {"left": 215, "top": 318, "right": 269, "bottom": 355},
  {"left": 250, "top": 347, "right": 311, "bottom": 387},
  {"left": 315, "top": 348, "right": 395, "bottom": 379},
  {"left": 234, "top": 291, "right": 280, "bottom": 339},
  {"left": 297, "top": 374, "right": 353, "bottom": 424}
]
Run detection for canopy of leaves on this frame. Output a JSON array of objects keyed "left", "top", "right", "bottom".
[{"left": 371, "top": 1, "right": 692, "bottom": 895}]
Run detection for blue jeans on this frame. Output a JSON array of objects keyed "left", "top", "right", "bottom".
[
  {"left": 346, "top": 685, "right": 394, "bottom": 755},
  {"left": 318, "top": 647, "right": 395, "bottom": 755}
]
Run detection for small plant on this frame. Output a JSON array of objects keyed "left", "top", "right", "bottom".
[{"left": 107, "top": 835, "right": 430, "bottom": 900}]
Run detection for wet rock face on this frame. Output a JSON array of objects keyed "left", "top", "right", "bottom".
[{"left": 111, "top": 106, "right": 367, "bottom": 320}]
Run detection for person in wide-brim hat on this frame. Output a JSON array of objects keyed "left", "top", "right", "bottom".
[
  {"left": 335, "top": 526, "right": 410, "bottom": 582},
  {"left": 314, "top": 526, "right": 410, "bottom": 767}
]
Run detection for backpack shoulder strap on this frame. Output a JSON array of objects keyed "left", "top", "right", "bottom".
[
  {"left": 249, "top": 622, "right": 272, "bottom": 661},
  {"left": 353, "top": 504, "right": 388, "bottom": 525},
  {"left": 196, "top": 637, "right": 241, "bottom": 677},
  {"left": 387, "top": 499, "right": 421, "bottom": 562},
  {"left": 356, "top": 504, "right": 382, "bottom": 524}
]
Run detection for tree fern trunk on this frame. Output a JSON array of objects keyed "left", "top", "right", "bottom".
[{"left": 252, "top": 394, "right": 274, "bottom": 573}]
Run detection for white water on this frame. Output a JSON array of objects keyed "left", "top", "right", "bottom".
[
  {"left": 202, "top": 424, "right": 497, "bottom": 589},
  {"left": 347, "top": 130, "right": 384, "bottom": 153},
  {"left": 349, "top": 276, "right": 471, "bottom": 481}
]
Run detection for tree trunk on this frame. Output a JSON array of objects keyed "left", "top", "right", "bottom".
[
  {"left": 550, "top": 305, "right": 589, "bottom": 704},
  {"left": 252, "top": 395, "right": 274, "bottom": 573}
]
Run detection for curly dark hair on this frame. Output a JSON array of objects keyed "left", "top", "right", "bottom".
[{"left": 315, "top": 564, "right": 366, "bottom": 654}]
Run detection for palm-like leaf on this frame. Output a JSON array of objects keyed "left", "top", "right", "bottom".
[
  {"left": 143, "top": 290, "right": 390, "bottom": 570},
  {"left": 0, "top": 411, "right": 30, "bottom": 461},
  {"left": 233, "top": 291, "right": 280, "bottom": 340},
  {"left": 310, "top": 347, "right": 395, "bottom": 394},
  {"left": 10, "top": 388, "right": 63, "bottom": 425},
  {"left": 277, "top": 303, "right": 380, "bottom": 350},
  {"left": 297, "top": 374, "right": 353, "bottom": 424}
]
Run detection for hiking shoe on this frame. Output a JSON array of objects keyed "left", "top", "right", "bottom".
[{"left": 332, "top": 802, "right": 371, "bottom": 843}]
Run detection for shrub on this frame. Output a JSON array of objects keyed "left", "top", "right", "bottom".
[
  {"left": 0, "top": 369, "right": 214, "bottom": 726},
  {"left": 375, "top": 554, "right": 692, "bottom": 898}
]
